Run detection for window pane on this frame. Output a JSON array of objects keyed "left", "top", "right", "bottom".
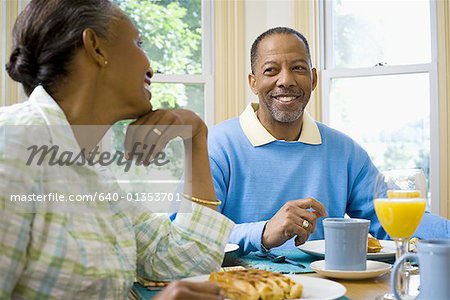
[
  {"left": 150, "top": 83, "right": 205, "bottom": 117},
  {"left": 331, "top": 0, "right": 431, "bottom": 68},
  {"left": 115, "top": 0, "right": 202, "bottom": 74},
  {"left": 329, "top": 74, "right": 430, "bottom": 180}
]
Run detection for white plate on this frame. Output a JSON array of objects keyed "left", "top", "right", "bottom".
[
  {"left": 297, "top": 240, "right": 397, "bottom": 259},
  {"left": 225, "top": 243, "right": 239, "bottom": 253},
  {"left": 183, "top": 274, "right": 346, "bottom": 300},
  {"left": 310, "top": 260, "right": 392, "bottom": 280}
]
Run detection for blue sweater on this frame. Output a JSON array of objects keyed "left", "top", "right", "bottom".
[{"left": 208, "top": 118, "right": 449, "bottom": 254}]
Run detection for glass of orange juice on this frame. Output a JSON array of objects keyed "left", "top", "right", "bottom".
[{"left": 373, "top": 169, "right": 427, "bottom": 300}]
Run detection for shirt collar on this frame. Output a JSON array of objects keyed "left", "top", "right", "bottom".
[
  {"left": 28, "top": 85, "right": 81, "bottom": 154},
  {"left": 28, "top": 85, "right": 71, "bottom": 125},
  {"left": 239, "top": 102, "right": 322, "bottom": 147}
]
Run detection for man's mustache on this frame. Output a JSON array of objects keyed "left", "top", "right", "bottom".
[{"left": 269, "top": 88, "right": 304, "bottom": 97}]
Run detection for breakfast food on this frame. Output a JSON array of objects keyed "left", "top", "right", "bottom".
[
  {"left": 220, "top": 266, "right": 247, "bottom": 272},
  {"left": 136, "top": 277, "right": 170, "bottom": 291},
  {"left": 209, "top": 269, "right": 303, "bottom": 300},
  {"left": 367, "top": 236, "right": 382, "bottom": 253}
]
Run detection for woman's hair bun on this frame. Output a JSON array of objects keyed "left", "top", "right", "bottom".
[
  {"left": 6, "top": 45, "right": 38, "bottom": 86},
  {"left": 6, "top": 0, "right": 116, "bottom": 96}
]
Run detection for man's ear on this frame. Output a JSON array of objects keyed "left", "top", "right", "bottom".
[
  {"left": 248, "top": 73, "right": 258, "bottom": 95},
  {"left": 311, "top": 68, "right": 318, "bottom": 91},
  {"left": 82, "top": 28, "right": 108, "bottom": 67}
]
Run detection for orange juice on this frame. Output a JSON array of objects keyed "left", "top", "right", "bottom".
[{"left": 374, "top": 198, "right": 426, "bottom": 238}]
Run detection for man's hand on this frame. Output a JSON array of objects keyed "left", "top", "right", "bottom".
[
  {"left": 153, "top": 281, "right": 224, "bottom": 300},
  {"left": 262, "top": 198, "right": 327, "bottom": 250}
]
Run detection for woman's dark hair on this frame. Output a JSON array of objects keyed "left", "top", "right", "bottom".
[{"left": 6, "top": 0, "right": 118, "bottom": 96}]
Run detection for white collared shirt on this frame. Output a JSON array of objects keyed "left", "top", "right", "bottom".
[{"left": 239, "top": 102, "right": 322, "bottom": 147}]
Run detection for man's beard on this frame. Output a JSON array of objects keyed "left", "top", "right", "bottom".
[
  {"left": 262, "top": 88, "right": 307, "bottom": 123},
  {"left": 265, "top": 98, "right": 306, "bottom": 123}
]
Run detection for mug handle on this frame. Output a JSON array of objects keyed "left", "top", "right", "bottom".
[{"left": 391, "top": 253, "right": 418, "bottom": 300}]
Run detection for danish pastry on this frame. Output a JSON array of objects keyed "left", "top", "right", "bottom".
[
  {"left": 367, "top": 236, "right": 383, "bottom": 253},
  {"left": 209, "top": 269, "right": 303, "bottom": 300}
]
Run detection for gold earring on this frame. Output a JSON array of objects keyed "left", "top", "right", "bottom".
[{"left": 104, "top": 60, "right": 108, "bottom": 65}]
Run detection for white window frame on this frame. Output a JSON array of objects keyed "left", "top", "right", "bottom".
[
  {"left": 1, "top": 0, "right": 29, "bottom": 106},
  {"left": 1, "top": 0, "right": 5, "bottom": 106},
  {"left": 320, "top": 0, "right": 440, "bottom": 214},
  {"left": 151, "top": 0, "right": 214, "bottom": 126}
]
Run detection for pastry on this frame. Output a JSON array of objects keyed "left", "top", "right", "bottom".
[
  {"left": 368, "top": 236, "right": 382, "bottom": 253},
  {"left": 209, "top": 269, "right": 303, "bottom": 300}
]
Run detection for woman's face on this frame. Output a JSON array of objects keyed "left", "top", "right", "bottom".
[{"left": 103, "top": 13, "right": 153, "bottom": 119}]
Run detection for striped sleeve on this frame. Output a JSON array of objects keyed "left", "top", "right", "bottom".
[
  {"left": 0, "top": 211, "right": 33, "bottom": 298},
  {"left": 0, "top": 115, "right": 39, "bottom": 297},
  {"left": 134, "top": 203, "right": 234, "bottom": 280}
]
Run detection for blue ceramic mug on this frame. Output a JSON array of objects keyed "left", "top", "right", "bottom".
[
  {"left": 391, "top": 239, "right": 450, "bottom": 300},
  {"left": 323, "top": 218, "right": 370, "bottom": 271}
]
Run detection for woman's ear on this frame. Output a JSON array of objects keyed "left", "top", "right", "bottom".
[{"left": 82, "top": 28, "right": 108, "bottom": 67}]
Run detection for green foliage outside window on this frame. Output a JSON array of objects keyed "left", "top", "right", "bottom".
[
  {"left": 115, "top": 0, "right": 202, "bottom": 75},
  {"left": 108, "top": 0, "right": 203, "bottom": 181}
]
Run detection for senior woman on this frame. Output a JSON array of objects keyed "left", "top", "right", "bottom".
[{"left": 0, "top": 0, "right": 233, "bottom": 299}]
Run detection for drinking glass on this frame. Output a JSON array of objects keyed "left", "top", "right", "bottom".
[{"left": 373, "top": 169, "right": 427, "bottom": 300}]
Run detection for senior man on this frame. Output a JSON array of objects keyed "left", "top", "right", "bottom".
[{"left": 208, "top": 27, "right": 449, "bottom": 255}]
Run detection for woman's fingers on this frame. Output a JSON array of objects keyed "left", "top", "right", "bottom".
[
  {"left": 124, "top": 111, "right": 162, "bottom": 157},
  {"left": 154, "top": 281, "right": 224, "bottom": 300},
  {"left": 142, "top": 126, "right": 178, "bottom": 165},
  {"left": 125, "top": 111, "right": 174, "bottom": 161},
  {"left": 124, "top": 109, "right": 207, "bottom": 164},
  {"left": 179, "top": 281, "right": 222, "bottom": 294}
]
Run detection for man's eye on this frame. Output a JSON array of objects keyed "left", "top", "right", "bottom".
[
  {"left": 264, "top": 68, "right": 274, "bottom": 73},
  {"left": 294, "top": 66, "right": 305, "bottom": 70},
  {"left": 138, "top": 40, "right": 144, "bottom": 47}
]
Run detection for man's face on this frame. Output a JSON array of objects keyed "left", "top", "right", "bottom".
[{"left": 249, "top": 33, "right": 317, "bottom": 123}]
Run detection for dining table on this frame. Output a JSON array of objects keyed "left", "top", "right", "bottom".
[{"left": 130, "top": 248, "right": 420, "bottom": 300}]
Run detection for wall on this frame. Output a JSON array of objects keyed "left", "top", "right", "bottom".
[{"left": 244, "top": 0, "right": 294, "bottom": 104}]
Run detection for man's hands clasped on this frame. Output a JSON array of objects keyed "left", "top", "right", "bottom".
[{"left": 262, "top": 198, "right": 327, "bottom": 250}]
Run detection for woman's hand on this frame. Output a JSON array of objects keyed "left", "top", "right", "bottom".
[
  {"left": 124, "top": 109, "right": 207, "bottom": 164},
  {"left": 153, "top": 281, "right": 224, "bottom": 300},
  {"left": 124, "top": 108, "right": 217, "bottom": 210}
]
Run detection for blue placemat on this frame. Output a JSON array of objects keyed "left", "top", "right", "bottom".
[{"left": 238, "top": 249, "right": 320, "bottom": 274}]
